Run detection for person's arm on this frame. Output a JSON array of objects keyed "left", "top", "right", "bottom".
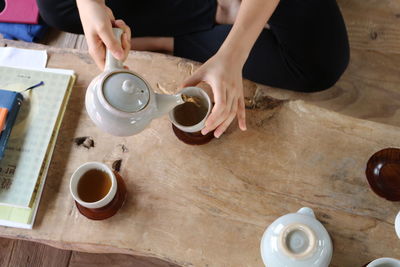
[
  {"left": 76, "top": 0, "right": 131, "bottom": 69},
  {"left": 183, "top": 0, "right": 280, "bottom": 138},
  {"left": 220, "top": 0, "right": 279, "bottom": 66}
]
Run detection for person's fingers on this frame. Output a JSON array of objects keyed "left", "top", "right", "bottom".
[
  {"left": 87, "top": 35, "right": 106, "bottom": 70},
  {"left": 98, "top": 22, "right": 125, "bottom": 61},
  {"left": 181, "top": 69, "right": 204, "bottom": 88},
  {"left": 214, "top": 97, "right": 239, "bottom": 138},
  {"left": 121, "top": 33, "right": 129, "bottom": 54},
  {"left": 114, "top": 20, "right": 131, "bottom": 60},
  {"left": 114, "top": 20, "right": 130, "bottom": 38},
  {"left": 105, "top": 6, "right": 115, "bottom": 22},
  {"left": 204, "top": 85, "right": 233, "bottom": 134},
  {"left": 201, "top": 81, "right": 228, "bottom": 135},
  {"left": 237, "top": 93, "right": 247, "bottom": 131}
]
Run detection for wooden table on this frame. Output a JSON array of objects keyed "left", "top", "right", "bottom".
[{"left": 0, "top": 40, "right": 399, "bottom": 267}]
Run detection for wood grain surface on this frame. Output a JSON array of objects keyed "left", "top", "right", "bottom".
[
  {"left": 0, "top": 40, "right": 398, "bottom": 266},
  {"left": 0, "top": 237, "right": 175, "bottom": 267},
  {"left": 7, "top": 239, "right": 71, "bottom": 267},
  {"left": 338, "top": 0, "right": 400, "bottom": 54},
  {"left": 261, "top": 48, "right": 400, "bottom": 128},
  {"left": 69, "top": 252, "right": 178, "bottom": 267},
  {"left": 0, "top": 237, "right": 14, "bottom": 266},
  {"left": 1, "top": 0, "right": 400, "bottom": 264}
]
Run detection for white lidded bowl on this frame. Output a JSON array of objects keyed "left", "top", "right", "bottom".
[
  {"left": 367, "top": 257, "right": 400, "bottom": 267},
  {"left": 395, "top": 211, "right": 400, "bottom": 239},
  {"left": 260, "top": 207, "right": 333, "bottom": 267}
]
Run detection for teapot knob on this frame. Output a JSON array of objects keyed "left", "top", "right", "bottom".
[{"left": 122, "top": 80, "right": 135, "bottom": 94}]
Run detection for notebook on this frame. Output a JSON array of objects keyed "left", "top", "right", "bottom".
[{"left": 0, "top": 65, "right": 75, "bottom": 228}]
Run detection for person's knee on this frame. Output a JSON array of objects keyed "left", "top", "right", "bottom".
[
  {"left": 301, "top": 49, "right": 350, "bottom": 93},
  {"left": 37, "top": 0, "right": 83, "bottom": 34}
]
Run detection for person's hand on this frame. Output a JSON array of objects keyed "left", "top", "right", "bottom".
[
  {"left": 182, "top": 52, "right": 247, "bottom": 138},
  {"left": 76, "top": 0, "right": 131, "bottom": 69}
]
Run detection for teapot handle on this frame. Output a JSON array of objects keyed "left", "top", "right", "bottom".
[{"left": 105, "top": 28, "right": 124, "bottom": 71}]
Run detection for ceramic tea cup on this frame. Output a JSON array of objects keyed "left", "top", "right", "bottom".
[
  {"left": 365, "top": 148, "right": 400, "bottom": 201},
  {"left": 70, "top": 162, "right": 117, "bottom": 209},
  {"left": 366, "top": 258, "right": 400, "bottom": 267},
  {"left": 169, "top": 86, "right": 211, "bottom": 133}
]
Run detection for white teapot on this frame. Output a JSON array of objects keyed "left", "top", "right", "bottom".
[
  {"left": 260, "top": 207, "right": 333, "bottom": 267},
  {"left": 85, "top": 28, "right": 184, "bottom": 136}
]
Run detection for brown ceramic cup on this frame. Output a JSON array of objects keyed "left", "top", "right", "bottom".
[
  {"left": 171, "top": 124, "right": 215, "bottom": 145},
  {"left": 365, "top": 148, "right": 400, "bottom": 201}
]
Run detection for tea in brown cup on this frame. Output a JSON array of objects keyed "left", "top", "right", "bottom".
[{"left": 169, "top": 86, "right": 214, "bottom": 145}]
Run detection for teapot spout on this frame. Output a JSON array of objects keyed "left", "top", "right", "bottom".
[
  {"left": 297, "top": 207, "right": 316, "bottom": 218},
  {"left": 154, "top": 93, "right": 184, "bottom": 118}
]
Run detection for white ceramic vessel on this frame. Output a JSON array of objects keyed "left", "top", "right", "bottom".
[
  {"left": 367, "top": 257, "right": 400, "bottom": 267},
  {"left": 169, "top": 86, "right": 211, "bottom": 133},
  {"left": 85, "top": 28, "right": 185, "bottom": 136},
  {"left": 70, "top": 162, "right": 117, "bottom": 209},
  {"left": 395, "top": 211, "right": 400, "bottom": 239},
  {"left": 260, "top": 207, "right": 333, "bottom": 267}
]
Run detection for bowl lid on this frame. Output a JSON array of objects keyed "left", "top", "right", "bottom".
[{"left": 102, "top": 71, "right": 150, "bottom": 113}]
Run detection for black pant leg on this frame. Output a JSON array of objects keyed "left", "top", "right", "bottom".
[
  {"left": 36, "top": 0, "right": 83, "bottom": 34},
  {"left": 175, "top": 0, "right": 350, "bottom": 92},
  {"left": 268, "top": 0, "right": 350, "bottom": 91},
  {"left": 37, "top": 0, "right": 217, "bottom": 37},
  {"left": 106, "top": 0, "right": 217, "bottom": 37},
  {"left": 174, "top": 25, "right": 305, "bottom": 90}
]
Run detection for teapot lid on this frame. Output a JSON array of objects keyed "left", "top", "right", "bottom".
[{"left": 102, "top": 72, "right": 150, "bottom": 113}]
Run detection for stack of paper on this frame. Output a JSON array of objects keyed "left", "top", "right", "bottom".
[{"left": 0, "top": 61, "right": 75, "bottom": 228}]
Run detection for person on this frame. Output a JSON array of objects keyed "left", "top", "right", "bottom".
[{"left": 37, "top": 0, "right": 349, "bottom": 138}]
